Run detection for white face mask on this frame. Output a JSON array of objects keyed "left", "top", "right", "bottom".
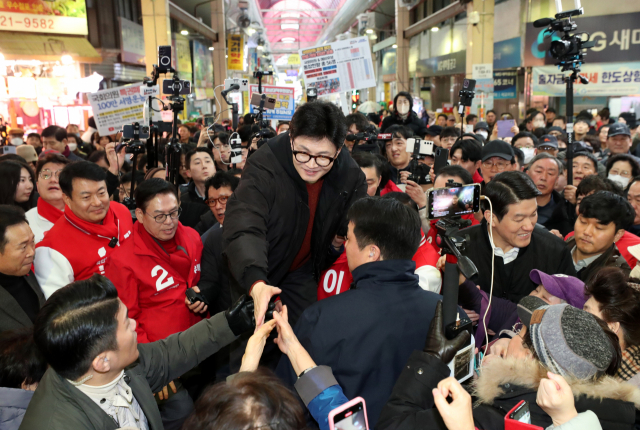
[
  {"left": 608, "top": 174, "right": 630, "bottom": 189},
  {"left": 521, "top": 147, "right": 536, "bottom": 164},
  {"left": 397, "top": 104, "right": 410, "bottom": 115},
  {"left": 11, "top": 137, "right": 23, "bottom": 146},
  {"left": 477, "top": 130, "right": 488, "bottom": 139},
  {"left": 67, "top": 143, "right": 77, "bottom": 152}
]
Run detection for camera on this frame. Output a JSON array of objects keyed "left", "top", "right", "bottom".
[
  {"left": 458, "top": 79, "right": 476, "bottom": 114},
  {"left": 163, "top": 79, "right": 191, "bottom": 95},
  {"left": 230, "top": 135, "right": 242, "bottom": 164}
]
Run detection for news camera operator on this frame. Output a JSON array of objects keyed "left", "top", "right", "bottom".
[
  {"left": 385, "top": 125, "right": 431, "bottom": 186},
  {"left": 222, "top": 101, "right": 367, "bottom": 335}
]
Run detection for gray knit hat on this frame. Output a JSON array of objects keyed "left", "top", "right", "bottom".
[{"left": 528, "top": 304, "right": 614, "bottom": 380}]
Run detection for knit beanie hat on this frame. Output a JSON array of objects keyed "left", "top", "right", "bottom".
[{"left": 528, "top": 304, "right": 614, "bottom": 380}]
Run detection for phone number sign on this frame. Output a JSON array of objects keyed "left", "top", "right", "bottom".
[
  {"left": 248, "top": 85, "right": 295, "bottom": 121},
  {"left": 0, "top": 11, "right": 87, "bottom": 34}
]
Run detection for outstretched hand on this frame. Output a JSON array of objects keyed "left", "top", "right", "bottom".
[{"left": 239, "top": 319, "right": 277, "bottom": 372}]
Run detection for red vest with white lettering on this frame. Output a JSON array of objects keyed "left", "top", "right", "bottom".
[{"left": 105, "top": 221, "right": 203, "bottom": 343}]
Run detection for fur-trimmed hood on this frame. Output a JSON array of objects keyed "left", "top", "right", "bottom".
[{"left": 473, "top": 356, "right": 640, "bottom": 408}]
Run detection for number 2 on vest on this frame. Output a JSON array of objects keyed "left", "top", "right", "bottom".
[{"left": 151, "top": 265, "right": 175, "bottom": 291}]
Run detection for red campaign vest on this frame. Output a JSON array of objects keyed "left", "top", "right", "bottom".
[
  {"left": 104, "top": 221, "right": 203, "bottom": 343},
  {"left": 565, "top": 230, "right": 640, "bottom": 268},
  {"left": 318, "top": 230, "right": 440, "bottom": 300}
]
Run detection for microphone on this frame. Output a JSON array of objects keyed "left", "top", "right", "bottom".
[
  {"left": 221, "top": 84, "right": 240, "bottom": 98},
  {"left": 533, "top": 17, "right": 553, "bottom": 28}
]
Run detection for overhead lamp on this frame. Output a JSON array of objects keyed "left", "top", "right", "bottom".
[
  {"left": 180, "top": 30, "right": 189, "bottom": 35},
  {"left": 257, "top": 45, "right": 264, "bottom": 51},
  {"left": 282, "top": 37, "right": 296, "bottom": 43},
  {"left": 392, "top": 44, "right": 398, "bottom": 49},
  {"left": 366, "top": 29, "right": 374, "bottom": 34},
  {"left": 209, "top": 46, "right": 214, "bottom": 51},
  {"left": 431, "top": 26, "right": 439, "bottom": 32},
  {"left": 61, "top": 54, "right": 73, "bottom": 65},
  {"left": 247, "top": 28, "right": 256, "bottom": 35},
  {"left": 281, "top": 23, "right": 299, "bottom": 30},
  {"left": 369, "top": 33, "right": 377, "bottom": 39},
  {"left": 225, "top": 55, "right": 228, "bottom": 58}
]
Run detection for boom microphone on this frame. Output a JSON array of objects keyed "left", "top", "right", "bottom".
[
  {"left": 533, "top": 17, "right": 554, "bottom": 28},
  {"left": 221, "top": 84, "right": 240, "bottom": 98}
]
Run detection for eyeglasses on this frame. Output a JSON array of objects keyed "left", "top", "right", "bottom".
[
  {"left": 292, "top": 141, "right": 337, "bottom": 167},
  {"left": 206, "top": 196, "right": 230, "bottom": 207},
  {"left": 145, "top": 207, "right": 182, "bottom": 223},
  {"left": 482, "top": 160, "right": 510, "bottom": 171},
  {"left": 39, "top": 169, "right": 62, "bottom": 180}
]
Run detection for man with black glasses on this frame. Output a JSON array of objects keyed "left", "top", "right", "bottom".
[{"left": 223, "top": 101, "right": 367, "bottom": 337}]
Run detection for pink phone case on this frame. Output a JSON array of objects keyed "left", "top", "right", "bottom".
[{"left": 328, "top": 397, "right": 369, "bottom": 430}]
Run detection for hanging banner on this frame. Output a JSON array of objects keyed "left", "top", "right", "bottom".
[
  {"left": 248, "top": 85, "right": 295, "bottom": 120},
  {"left": 193, "top": 39, "right": 214, "bottom": 99},
  {"left": 0, "top": 0, "right": 87, "bottom": 35},
  {"left": 88, "top": 83, "right": 161, "bottom": 136},
  {"left": 470, "top": 78, "right": 493, "bottom": 115},
  {"left": 493, "top": 70, "right": 517, "bottom": 99},
  {"left": 300, "top": 37, "right": 376, "bottom": 96},
  {"left": 172, "top": 33, "right": 193, "bottom": 83},
  {"left": 494, "top": 37, "right": 521, "bottom": 69},
  {"left": 532, "top": 62, "right": 640, "bottom": 97},
  {"left": 228, "top": 34, "right": 244, "bottom": 71},
  {"left": 119, "top": 18, "right": 145, "bottom": 65}
]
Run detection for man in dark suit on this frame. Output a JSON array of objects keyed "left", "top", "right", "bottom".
[
  {"left": 276, "top": 197, "right": 462, "bottom": 427},
  {"left": 0, "top": 205, "right": 45, "bottom": 333}
]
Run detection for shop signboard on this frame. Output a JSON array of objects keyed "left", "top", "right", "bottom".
[
  {"left": 172, "top": 33, "right": 193, "bottom": 82},
  {"left": 0, "top": 0, "right": 88, "bottom": 35},
  {"left": 286, "top": 69, "right": 298, "bottom": 77},
  {"left": 300, "top": 37, "right": 376, "bottom": 96},
  {"left": 494, "top": 37, "right": 521, "bottom": 70},
  {"left": 525, "top": 12, "right": 640, "bottom": 67},
  {"left": 416, "top": 50, "right": 466, "bottom": 77},
  {"left": 493, "top": 70, "right": 517, "bottom": 99},
  {"left": 119, "top": 18, "right": 145, "bottom": 65},
  {"left": 192, "top": 39, "right": 213, "bottom": 100},
  {"left": 88, "top": 83, "right": 161, "bottom": 136},
  {"left": 382, "top": 49, "right": 396, "bottom": 76},
  {"left": 532, "top": 62, "right": 640, "bottom": 97},
  {"left": 7, "top": 77, "right": 36, "bottom": 99},
  {"left": 228, "top": 34, "right": 244, "bottom": 71},
  {"left": 470, "top": 78, "right": 493, "bottom": 115},
  {"left": 248, "top": 84, "right": 295, "bottom": 120}
]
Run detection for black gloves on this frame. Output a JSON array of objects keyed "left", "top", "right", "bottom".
[
  {"left": 424, "top": 301, "right": 471, "bottom": 363},
  {"left": 224, "top": 295, "right": 278, "bottom": 336}
]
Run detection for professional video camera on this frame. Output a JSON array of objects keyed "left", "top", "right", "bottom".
[
  {"left": 533, "top": 0, "right": 594, "bottom": 185},
  {"left": 119, "top": 122, "right": 148, "bottom": 213},
  {"left": 404, "top": 137, "right": 445, "bottom": 185}
]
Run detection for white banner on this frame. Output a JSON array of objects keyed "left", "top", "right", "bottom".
[
  {"left": 300, "top": 37, "right": 376, "bottom": 96},
  {"left": 87, "top": 83, "right": 161, "bottom": 136}
]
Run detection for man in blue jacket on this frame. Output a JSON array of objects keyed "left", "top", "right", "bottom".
[{"left": 276, "top": 196, "right": 465, "bottom": 427}]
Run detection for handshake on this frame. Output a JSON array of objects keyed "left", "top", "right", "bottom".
[{"left": 224, "top": 295, "right": 277, "bottom": 336}]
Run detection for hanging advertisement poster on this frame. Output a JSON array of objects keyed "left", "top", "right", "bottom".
[
  {"left": 248, "top": 85, "right": 295, "bottom": 120},
  {"left": 0, "top": 0, "right": 87, "bottom": 35},
  {"left": 300, "top": 37, "right": 376, "bottom": 96},
  {"left": 193, "top": 39, "right": 214, "bottom": 100},
  {"left": 88, "top": 83, "right": 161, "bottom": 136},
  {"left": 470, "top": 79, "right": 494, "bottom": 115},
  {"left": 532, "top": 62, "right": 640, "bottom": 97},
  {"left": 493, "top": 70, "right": 517, "bottom": 99},
  {"left": 172, "top": 33, "right": 193, "bottom": 83},
  {"left": 228, "top": 34, "right": 244, "bottom": 71}
]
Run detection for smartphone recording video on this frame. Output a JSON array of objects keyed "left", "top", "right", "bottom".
[
  {"left": 428, "top": 183, "right": 480, "bottom": 219},
  {"left": 329, "top": 397, "right": 368, "bottom": 430}
]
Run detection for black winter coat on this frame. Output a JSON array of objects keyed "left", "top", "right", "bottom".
[
  {"left": 179, "top": 182, "right": 210, "bottom": 228},
  {"left": 380, "top": 111, "right": 428, "bottom": 137},
  {"left": 200, "top": 225, "right": 231, "bottom": 316},
  {"left": 461, "top": 222, "right": 576, "bottom": 304},
  {"left": 222, "top": 131, "right": 367, "bottom": 294},
  {"left": 564, "top": 237, "right": 631, "bottom": 283},
  {"left": 540, "top": 190, "right": 575, "bottom": 237},
  {"left": 377, "top": 352, "right": 640, "bottom": 430}
]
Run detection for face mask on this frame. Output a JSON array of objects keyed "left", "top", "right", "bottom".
[
  {"left": 521, "top": 147, "right": 536, "bottom": 164},
  {"left": 608, "top": 174, "right": 630, "bottom": 189},
  {"left": 397, "top": 104, "right": 410, "bottom": 115},
  {"left": 11, "top": 137, "right": 23, "bottom": 146},
  {"left": 67, "top": 142, "right": 77, "bottom": 152},
  {"left": 477, "top": 130, "right": 488, "bottom": 139}
]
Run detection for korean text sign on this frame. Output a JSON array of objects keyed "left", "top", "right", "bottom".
[
  {"left": 532, "top": 63, "right": 640, "bottom": 97},
  {"left": 249, "top": 85, "right": 295, "bottom": 121},
  {"left": 0, "top": 0, "right": 87, "bottom": 35},
  {"left": 228, "top": 34, "right": 244, "bottom": 71}
]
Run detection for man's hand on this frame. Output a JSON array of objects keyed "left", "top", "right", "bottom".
[
  {"left": 184, "top": 286, "right": 208, "bottom": 314},
  {"left": 104, "top": 142, "right": 121, "bottom": 176},
  {"left": 399, "top": 170, "right": 411, "bottom": 184},
  {"left": 154, "top": 380, "right": 177, "bottom": 401},
  {"left": 331, "top": 235, "right": 345, "bottom": 250},
  {"left": 406, "top": 180, "right": 427, "bottom": 208},
  {"left": 436, "top": 255, "right": 466, "bottom": 285},
  {"left": 537, "top": 372, "right": 578, "bottom": 427},
  {"left": 251, "top": 282, "right": 282, "bottom": 329},
  {"left": 424, "top": 301, "right": 470, "bottom": 363},
  {"left": 239, "top": 319, "right": 277, "bottom": 372},
  {"left": 511, "top": 120, "right": 520, "bottom": 135},
  {"left": 564, "top": 185, "right": 577, "bottom": 205},
  {"left": 549, "top": 229, "right": 564, "bottom": 239},
  {"left": 432, "top": 377, "right": 475, "bottom": 430}
]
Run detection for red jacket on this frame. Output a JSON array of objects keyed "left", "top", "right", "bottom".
[
  {"left": 34, "top": 202, "right": 133, "bottom": 299},
  {"left": 105, "top": 221, "right": 203, "bottom": 343},
  {"left": 318, "top": 230, "right": 442, "bottom": 299},
  {"left": 380, "top": 180, "right": 403, "bottom": 196}
]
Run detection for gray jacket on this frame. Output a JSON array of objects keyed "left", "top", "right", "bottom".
[
  {"left": 19, "top": 312, "right": 237, "bottom": 430},
  {"left": 0, "top": 271, "right": 45, "bottom": 333},
  {"left": 0, "top": 387, "right": 34, "bottom": 430}
]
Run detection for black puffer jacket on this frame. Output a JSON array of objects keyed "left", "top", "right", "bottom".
[
  {"left": 222, "top": 132, "right": 367, "bottom": 295},
  {"left": 380, "top": 111, "right": 428, "bottom": 137}
]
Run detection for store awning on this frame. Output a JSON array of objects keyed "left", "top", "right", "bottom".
[{"left": 0, "top": 33, "right": 102, "bottom": 63}]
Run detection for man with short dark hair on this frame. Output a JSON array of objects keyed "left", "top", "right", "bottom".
[
  {"left": 41, "top": 126, "right": 82, "bottom": 161},
  {"left": 461, "top": 171, "right": 575, "bottom": 303},
  {"left": 344, "top": 113, "right": 370, "bottom": 152},
  {"left": 384, "top": 124, "right": 414, "bottom": 183},
  {"left": 436, "top": 113, "right": 447, "bottom": 127},
  {"left": 26, "top": 133, "right": 42, "bottom": 154},
  {"left": 466, "top": 114, "right": 478, "bottom": 127},
  {"left": 34, "top": 161, "right": 134, "bottom": 298},
  {"left": 223, "top": 100, "right": 367, "bottom": 332},
  {"left": 199, "top": 171, "right": 239, "bottom": 239},
  {"left": 25, "top": 153, "right": 70, "bottom": 243},
  {"left": 552, "top": 115, "right": 567, "bottom": 129},
  {"left": 0, "top": 205, "right": 44, "bottom": 333},
  {"left": 179, "top": 147, "right": 216, "bottom": 228},
  {"left": 545, "top": 107, "right": 557, "bottom": 128},
  {"left": 450, "top": 139, "right": 483, "bottom": 183},
  {"left": 439, "top": 126, "right": 461, "bottom": 150},
  {"left": 277, "top": 197, "right": 458, "bottom": 426},
  {"left": 565, "top": 191, "right": 635, "bottom": 282},
  {"left": 20, "top": 274, "right": 252, "bottom": 430}
]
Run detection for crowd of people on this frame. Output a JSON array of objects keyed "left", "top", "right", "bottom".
[{"left": 1, "top": 94, "right": 640, "bottom": 430}]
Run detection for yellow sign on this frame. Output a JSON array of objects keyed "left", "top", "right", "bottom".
[
  {"left": 174, "top": 34, "right": 192, "bottom": 75},
  {"left": 227, "top": 34, "right": 244, "bottom": 71},
  {"left": 287, "top": 54, "right": 300, "bottom": 65}
]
